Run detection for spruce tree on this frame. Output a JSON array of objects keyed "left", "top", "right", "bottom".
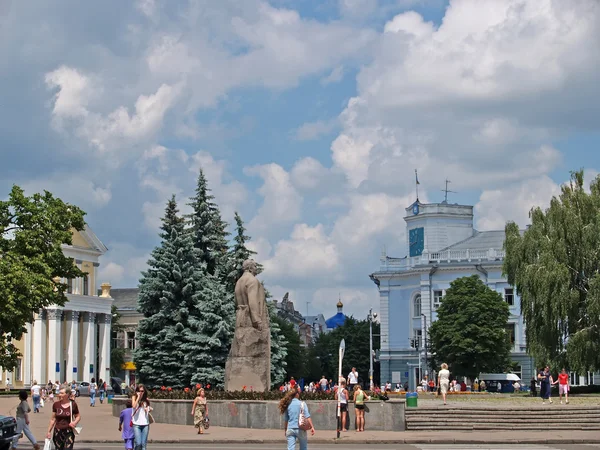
[
  {"left": 135, "top": 197, "right": 200, "bottom": 388},
  {"left": 268, "top": 300, "right": 288, "bottom": 386},
  {"left": 188, "top": 170, "right": 230, "bottom": 278}
]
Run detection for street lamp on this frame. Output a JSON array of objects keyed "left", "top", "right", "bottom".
[
  {"left": 421, "top": 313, "right": 428, "bottom": 377},
  {"left": 367, "top": 309, "right": 378, "bottom": 391}
]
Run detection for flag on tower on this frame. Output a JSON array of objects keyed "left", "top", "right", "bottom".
[{"left": 415, "top": 169, "right": 420, "bottom": 185}]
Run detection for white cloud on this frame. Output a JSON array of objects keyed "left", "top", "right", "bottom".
[
  {"left": 98, "top": 242, "right": 150, "bottom": 287},
  {"left": 321, "top": 66, "right": 345, "bottom": 85},
  {"left": 245, "top": 163, "right": 303, "bottom": 233},
  {"left": 290, "top": 157, "right": 330, "bottom": 190},
  {"left": 45, "top": 66, "right": 92, "bottom": 122},
  {"left": 294, "top": 120, "right": 337, "bottom": 141},
  {"left": 475, "top": 175, "right": 562, "bottom": 230},
  {"left": 19, "top": 174, "right": 112, "bottom": 209},
  {"left": 263, "top": 224, "right": 340, "bottom": 281}
]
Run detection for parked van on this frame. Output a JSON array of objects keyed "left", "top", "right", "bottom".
[{"left": 478, "top": 373, "right": 521, "bottom": 393}]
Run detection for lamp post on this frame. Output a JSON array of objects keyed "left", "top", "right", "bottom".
[
  {"left": 421, "top": 313, "right": 428, "bottom": 376},
  {"left": 367, "top": 309, "right": 378, "bottom": 391}
]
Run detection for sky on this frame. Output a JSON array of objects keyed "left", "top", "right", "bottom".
[{"left": 1, "top": 0, "right": 599, "bottom": 321}]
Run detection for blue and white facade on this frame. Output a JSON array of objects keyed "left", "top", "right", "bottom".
[{"left": 370, "top": 200, "right": 533, "bottom": 390}]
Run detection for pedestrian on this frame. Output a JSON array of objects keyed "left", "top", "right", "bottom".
[
  {"left": 347, "top": 367, "right": 359, "bottom": 391},
  {"left": 89, "top": 378, "right": 97, "bottom": 407},
  {"left": 530, "top": 377, "right": 537, "bottom": 397},
  {"left": 279, "top": 386, "right": 315, "bottom": 450},
  {"left": 131, "top": 384, "right": 153, "bottom": 450},
  {"left": 31, "top": 380, "right": 41, "bottom": 413},
  {"left": 334, "top": 380, "right": 349, "bottom": 432},
  {"left": 118, "top": 399, "right": 134, "bottom": 450},
  {"left": 319, "top": 375, "right": 328, "bottom": 392},
  {"left": 46, "top": 386, "right": 81, "bottom": 450},
  {"left": 191, "top": 388, "right": 208, "bottom": 435},
  {"left": 12, "top": 390, "right": 40, "bottom": 450},
  {"left": 99, "top": 379, "right": 106, "bottom": 404},
  {"left": 538, "top": 366, "right": 553, "bottom": 404},
  {"left": 353, "top": 384, "right": 369, "bottom": 432},
  {"left": 554, "top": 368, "right": 570, "bottom": 404},
  {"left": 437, "top": 363, "right": 450, "bottom": 405}
]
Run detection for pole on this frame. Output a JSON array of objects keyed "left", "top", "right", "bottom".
[
  {"left": 337, "top": 339, "right": 345, "bottom": 439},
  {"left": 422, "top": 314, "right": 428, "bottom": 375},
  {"left": 369, "top": 309, "right": 374, "bottom": 391}
]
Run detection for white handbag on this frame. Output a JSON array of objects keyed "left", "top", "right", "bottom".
[{"left": 43, "top": 438, "right": 53, "bottom": 450}]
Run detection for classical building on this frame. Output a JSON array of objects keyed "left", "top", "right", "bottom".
[
  {"left": 0, "top": 226, "right": 113, "bottom": 389},
  {"left": 110, "top": 288, "right": 142, "bottom": 386},
  {"left": 370, "top": 200, "right": 532, "bottom": 390}
]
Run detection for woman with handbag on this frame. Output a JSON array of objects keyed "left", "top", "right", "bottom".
[
  {"left": 45, "top": 387, "right": 81, "bottom": 450},
  {"left": 191, "top": 388, "right": 208, "bottom": 434},
  {"left": 131, "top": 384, "right": 153, "bottom": 450},
  {"left": 279, "top": 387, "right": 315, "bottom": 450}
]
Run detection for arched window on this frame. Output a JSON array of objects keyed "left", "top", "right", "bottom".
[{"left": 413, "top": 294, "right": 421, "bottom": 318}]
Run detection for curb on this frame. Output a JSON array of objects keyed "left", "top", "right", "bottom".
[{"left": 75, "top": 438, "right": 600, "bottom": 445}]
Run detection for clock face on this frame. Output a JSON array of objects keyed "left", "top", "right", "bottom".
[
  {"left": 412, "top": 203, "right": 419, "bottom": 215},
  {"left": 409, "top": 227, "right": 424, "bottom": 257}
]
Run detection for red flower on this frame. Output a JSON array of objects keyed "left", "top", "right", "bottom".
[
  {"left": 184, "top": 387, "right": 190, "bottom": 393},
  {"left": 196, "top": 383, "right": 201, "bottom": 389},
  {"left": 167, "top": 387, "right": 172, "bottom": 391},
  {"left": 161, "top": 386, "right": 166, "bottom": 391},
  {"left": 242, "top": 385, "right": 247, "bottom": 391},
  {"left": 206, "top": 384, "right": 211, "bottom": 389}
]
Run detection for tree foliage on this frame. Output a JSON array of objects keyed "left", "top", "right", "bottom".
[
  {"left": 273, "top": 316, "right": 304, "bottom": 381},
  {"left": 308, "top": 317, "right": 380, "bottom": 385},
  {"left": 0, "top": 185, "right": 85, "bottom": 369},
  {"left": 428, "top": 275, "right": 511, "bottom": 380},
  {"left": 504, "top": 170, "right": 600, "bottom": 373},
  {"left": 110, "top": 304, "right": 126, "bottom": 377}
]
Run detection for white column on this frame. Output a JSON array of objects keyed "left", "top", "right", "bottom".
[
  {"left": 98, "top": 314, "right": 112, "bottom": 382},
  {"left": 82, "top": 313, "right": 96, "bottom": 382},
  {"left": 46, "top": 309, "right": 63, "bottom": 383},
  {"left": 24, "top": 322, "right": 33, "bottom": 386},
  {"left": 33, "top": 310, "right": 47, "bottom": 384},
  {"left": 66, "top": 311, "right": 80, "bottom": 381}
]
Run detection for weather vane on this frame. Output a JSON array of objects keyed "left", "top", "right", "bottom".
[{"left": 441, "top": 179, "right": 457, "bottom": 203}]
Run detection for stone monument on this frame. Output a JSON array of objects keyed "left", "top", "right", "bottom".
[{"left": 225, "top": 259, "right": 271, "bottom": 391}]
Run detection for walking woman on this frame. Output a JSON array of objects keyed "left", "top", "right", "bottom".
[
  {"left": 89, "top": 378, "right": 97, "bottom": 407},
  {"left": 46, "top": 387, "right": 81, "bottom": 450},
  {"left": 191, "top": 388, "right": 208, "bottom": 434},
  {"left": 538, "top": 366, "right": 553, "bottom": 404},
  {"left": 352, "top": 384, "right": 369, "bottom": 432},
  {"left": 13, "top": 390, "right": 40, "bottom": 450},
  {"left": 279, "top": 387, "right": 315, "bottom": 450},
  {"left": 132, "top": 384, "right": 153, "bottom": 450},
  {"left": 437, "top": 363, "right": 450, "bottom": 405},
  {"left": 98, "top": 379, "right": 106, "bottom": 404}
]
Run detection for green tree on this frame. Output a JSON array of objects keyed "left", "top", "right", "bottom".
[
  {"left": 428, "top": 275, "right": 511, "bottom": 379},
  {"left": 267, "top": 302, "right": 288, "bottom": 387},
  {"left": 110, "top": 304, "right": 126, "bottom": 377},
  {"left": 135, "top": 196, "right": 201, "bottom": 388},
  {"left": 504, "top": 170, "right": 600, "bottom": 373},
  {"left": 274, "top": 316, "right": 304, "bottom": 380},
  {"left": 309, "top": 317, "right": 380, "bottom": 385},
  {"left": 0, "top": 185, "right": 85, "bottom": 369},
  {"left": 188, "top": 170, "right": 230, "bottom": 279}
]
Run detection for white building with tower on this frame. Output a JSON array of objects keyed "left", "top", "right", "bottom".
[{"left": 1, "top": 226, "right": 113, "bottom": 389}]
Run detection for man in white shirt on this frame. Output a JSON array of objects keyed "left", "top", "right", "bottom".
[
  {"left": 319, "top": 376, "right": 328, "bottom": 391},
  {"left": 347, "top": 367, "right": 359, "bottom": 390}
]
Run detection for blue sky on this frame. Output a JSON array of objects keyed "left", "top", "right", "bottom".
[{"left": 1, "top": 0, "right": 599, "bottom": 319}]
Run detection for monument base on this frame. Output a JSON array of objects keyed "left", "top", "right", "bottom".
[{"left": 225, "top": 355, "right": 270, "bottom": 392}]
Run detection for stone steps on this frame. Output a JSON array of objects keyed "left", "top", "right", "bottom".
[{"left": 405, "top": 405, "right": 600, "bottom": 430}]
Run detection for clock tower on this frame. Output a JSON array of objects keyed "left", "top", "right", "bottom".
[{"left": 404, "top": 200, "right": 474, "bottom": 257}]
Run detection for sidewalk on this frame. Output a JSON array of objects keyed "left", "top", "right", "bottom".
[{"left": 2, "top": 396, "right": 599, "bottom": 445}]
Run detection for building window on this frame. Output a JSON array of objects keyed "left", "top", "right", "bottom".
[
  {"left": 412, "top": 329, "right": 422, "bottom": 349},
  {"left": 505, "top": 323, "right": 516, "bottom": 345},
  {"left": 413, "top": 294, "right": 421, "bottom": 317},
  {"left": 512, "top": 365, "right": 522, "bottom": 380},
  {"left": 83, "top": 275, "right": 89, "bottom": 296},
  {"left": 127, "top": 331, "right": 136, "bottom": 350},
  {"left": 433, "top": 290, "right": 443, "bottom": 309},
  {"left": 67, "top": 278, "right": 73, "bottom": 294},
  {"left": 14, "top": 358, "right": 22, "bottom": 382},
  {"left": 504, "top": 288, "right": 514, "bottom": 306}
]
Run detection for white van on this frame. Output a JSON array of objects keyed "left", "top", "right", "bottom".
[{"left": 478, "top": 373, "right": 521, "bottom": 393}]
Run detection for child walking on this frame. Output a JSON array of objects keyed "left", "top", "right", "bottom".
[
  {"left": 13, "top": 390, "right": 40, "bottom": 450},
  {"left": 118, "top": 399, "right": 134, "bottom": 450}
]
